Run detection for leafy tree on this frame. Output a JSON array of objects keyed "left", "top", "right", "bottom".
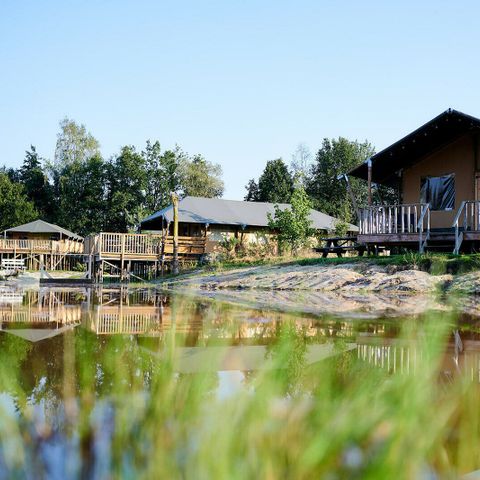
[
  {"left": 56, "top": 155, "right": 108, "bottom": 235},
  {"left": 143, "top": 141, "right": 182, "bottom": 213},
  {"left": 105, "top": 146, "right": 148, "bottom": 232},
  {"left": 54, "top": 118, "right": 100, "bottom": 168},
  {"left": 49, "top": 118, "right": 102, "bottom": 224},
  {"left": 290, "top": 143, "right": 312, "bottom": 185},
  {"left": 257, "top": 159, "right": 293, "bottom": 203},
  {"left": 18, "top": 146, "right": 53, "bottom": 219},
  {"left": 0, "top": 173, "right": 37, "bottom": 231},
  {"left": 244, "top": 179, "right": 259, "bottom": 201},
  {"left": 180, "top": 155, "right": 224, "bottom": 198},
  {"left": 306, "top": 138, "right": 375, "bottom": 222},
  {"left": 268, "top": 185, "right": 314, "bottom": 255}
]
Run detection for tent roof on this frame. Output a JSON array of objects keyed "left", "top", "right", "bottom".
[
  {"left": 1, "top": 324, "right": 76, "bottom": 342},
  {"left": 4, "top": 220, "right": 82, "bottom": 240},
  {"left": 140, "top": 196, "right": 358, "bottom": 232},
  {"left": 349, "top": 108, "right": 480, "bottom": 185}
]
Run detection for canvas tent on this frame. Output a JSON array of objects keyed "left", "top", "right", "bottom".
[{"left": 3, "top": 219, "right": 82, "bottom": 241}]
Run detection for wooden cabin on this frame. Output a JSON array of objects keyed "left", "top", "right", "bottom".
[
  {"left": 349, "top": 109, "right": 480, "bottom": 253},
  {"left": 0, "top": 219, "right": 84, "bottom": 270},
  {"left": 140, "top": 196, "right": 358, "bottom": 252}
]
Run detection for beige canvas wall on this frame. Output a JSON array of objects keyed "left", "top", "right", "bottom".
[
  {"left": 401, "top": 134, "right": 478, "bottom": 228},
  {"left": 205, "top": 225, "right": 273, "bottom": 253}
]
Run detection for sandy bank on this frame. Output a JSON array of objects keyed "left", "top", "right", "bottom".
[{"left": 163, "top": 263, "right": 451, "bottom": 294}]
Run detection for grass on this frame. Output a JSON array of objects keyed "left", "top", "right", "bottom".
[{"left": 0, "top": 295, "right": 478, "bottom": 478}]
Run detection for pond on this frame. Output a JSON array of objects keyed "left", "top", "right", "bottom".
[{"left": 0, "top": 285, "right": 478, "bottom": 478}]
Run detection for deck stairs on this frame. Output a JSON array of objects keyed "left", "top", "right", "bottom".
[{"left": 422, "top": 229, "right": 456, "bottom": 253}]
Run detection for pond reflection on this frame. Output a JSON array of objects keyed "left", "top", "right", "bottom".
[
  {"left": 0, "top": 286, "right": 479, "bottom": 378},
  {"left": 0, "top": 285, "right": 478, "bottom": 477}
]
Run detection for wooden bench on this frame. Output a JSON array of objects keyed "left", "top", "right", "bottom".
[{"left": 1, "top": 259, "right": 26, "bottom": 270}]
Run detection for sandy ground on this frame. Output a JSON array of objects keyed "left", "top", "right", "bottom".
[{"left": 163, "top": 263, "right": 449, "bottom": 294}]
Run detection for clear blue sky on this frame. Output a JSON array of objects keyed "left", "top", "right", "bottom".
[{"left": 1, "top": 0, "right": 479, "bottom": 199}]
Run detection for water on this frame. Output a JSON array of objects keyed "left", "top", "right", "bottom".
[{"left": 0, "top": 285, "right": 478, "bottom": 478}]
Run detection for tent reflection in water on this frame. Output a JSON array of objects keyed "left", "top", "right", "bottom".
[{"left": 0, "top": 324, "right": 78, "bottom": 342}]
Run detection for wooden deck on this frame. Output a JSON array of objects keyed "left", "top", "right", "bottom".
[
  {"left": 357, "top": 201, "right": 480, "bottom": 253},
  {"left": 0, "top": 238, "right": 84, "bottom": 255},
  {"left": 357, "top": 203, "right": 432, "bottom": 252},
  {"left": 0, "top": 232, "right": 206, "bottom": 276},
  {"left": 84, "top": 232, "right": 206, "bottom": 260}
]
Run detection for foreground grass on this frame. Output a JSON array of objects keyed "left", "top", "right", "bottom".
[{"left": 0, "top": 298, "right": 478, "bottom": 478}]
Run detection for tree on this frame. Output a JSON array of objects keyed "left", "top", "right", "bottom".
[
  {"left": 56, "top": 155, "right": 108, "bottom": 235},
  {"left": 48, "top": 118, "right": 102, "bottom": 224},
  {"left": 290, "top": 143, "right": 312, "bottom": 185},
  {"left": 306, "top": 138, "right": 375, "bottom": 222},
  {"left": 105, "top": 146, "right": 148, "bottom": 232},
  {"left": 0, "top": 173, "right": 37, "bottom": 231},
  {"left": 257, "top": 159, "right": 293, "bottom": 203},
  {"left": 18, "top": 146, "right": 53, "bottom": 219},
  {"left": 244, "top": 179, "right": 259, "bottom": 201},
  {"left": 143, "top": 141, "right": 183, "bottom": 213},
  {"left": 54, "top": 118, "right": 100, "bottom": 168},
  {"left": 180, "top": 155, "right": 224, "bottom": 198},
  {"left": 268, "top": 185, "right": 314, "bottom": 255}
]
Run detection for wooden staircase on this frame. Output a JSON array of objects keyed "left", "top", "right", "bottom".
[{"left": 422, "top": 229, "right": 456, "bottom": 253}]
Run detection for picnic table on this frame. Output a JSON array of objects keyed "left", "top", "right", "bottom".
[{"left": 315, "top": 236, "right": 367, "bottom": 258}]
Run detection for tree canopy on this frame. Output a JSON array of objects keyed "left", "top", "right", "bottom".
[
  {"left": 306, "top": 137, "right": 375, "bottom": 222},
  {"left": 2, "top": 119, "right": 226, "bottom": 236},
  {"left": 249, "top": 158, "right": 294, "bottom": 203},
  {"left": 54, "top": 118, "right": 100, "bottom": 168},
  {"left": 3, "top": 117, "right": 385, "bottom": 238},
  {"left": 180, "top": 155, "right": 224, "bottom": 198},
  {"left": 0, "top": 172, "right": 37, "bottom": 231}
]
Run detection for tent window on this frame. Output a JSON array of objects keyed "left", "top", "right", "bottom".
[{"left": 420, "top": 174, "right": 455, "bottom": 211}]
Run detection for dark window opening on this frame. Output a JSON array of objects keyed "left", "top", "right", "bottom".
[{"left": 420, "top": 174, "right": 455, "bottom": 211}]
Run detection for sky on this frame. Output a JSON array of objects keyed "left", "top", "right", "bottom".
[{"left": 1, "top": 0, "right": 480, "bottom": 199}]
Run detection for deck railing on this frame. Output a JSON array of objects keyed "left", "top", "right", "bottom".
[
  {"left": 85, "top": 232, "right": 206, "bottom": 258},
  {"left": 0, "top": 238, "right": 84, "bottom": 254},
  {"left": 453, "top": 200, "right": 480, "bottom": 254},
  {"left": 359, "top": 203, "right": 430, "bottom": 235}
]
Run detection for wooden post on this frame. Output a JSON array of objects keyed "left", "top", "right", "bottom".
[
  {"left": 120, "top": 234, "right": 126, "bottom": 282},
  {"left": 341, "top": 174, "right": 360, "bottom": 221},
  {"left": 171, "top": 193, "right": 179, "bottom": 275},
  {"left": 367, "top": 158, "right": 373, "bottom": 206},
  {"left": 87, "top": 254, "right": 92, "bottom": 280}
]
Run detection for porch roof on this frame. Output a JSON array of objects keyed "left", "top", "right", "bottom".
[{"left": 349, "top": 109, "right": 480, "bottom": 185}]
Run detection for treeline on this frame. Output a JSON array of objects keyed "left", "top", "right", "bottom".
[
  {"left": 1, "top": 120, "right": 393, "bottom": 238},
  {"left": 1, "top": 118, "right": 224, "bottom": 235},
  {"left": 245, "top": 138, "right": 396, "bottom": 224}
]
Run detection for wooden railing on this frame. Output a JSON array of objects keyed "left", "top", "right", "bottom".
[
  {"left": 453, "top": 200, "right": 480, "bottom": 254},
  {"left": 0, "top": 239, "right": 84, "bottom": 254},
  {"left": 90, "top": 305, "right": 202, "bottom": 335},
  {"left": 85, "top": 232, "right": 206, "bottom": 258},
  {"left": 0, "top": 306, "right": 82, "bottom": 324},
  {"left": 359, "top": 203, "right": 430, "bottom": 235}
]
